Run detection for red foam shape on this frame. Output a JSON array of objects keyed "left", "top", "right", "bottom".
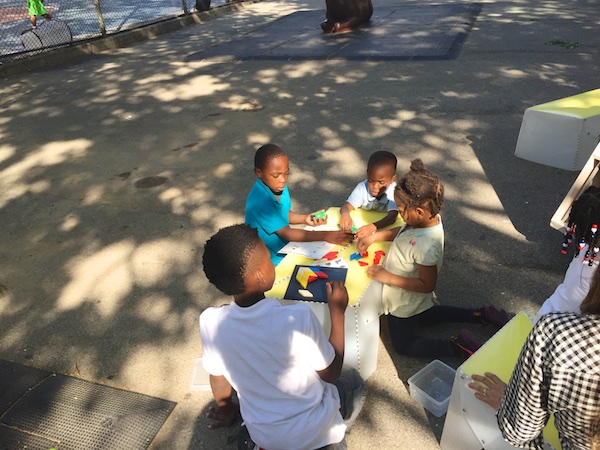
[
  {"left": 358, "top": 261, "right": 368, "bottom": 266},
  {"left": 375, "top": 250, "right": 385, "bottom": 256},
  {"left": 307, "top": 275, "right": 319, "bottom": 284},
  {"left": 314, "top": 270, "right": 329, "bottom": 279},
  {"left": 323, "top": 251, "right": 338, "bottom": 260}
]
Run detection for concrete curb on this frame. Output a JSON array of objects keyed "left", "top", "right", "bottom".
[{"left": 0, "top": 0, "right": 260, "bottom": 79}]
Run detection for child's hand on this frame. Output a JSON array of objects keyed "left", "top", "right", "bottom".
[
  {"left": 207, "top": 403, "right": 240, "bottom": 429},
  {"left": 325, "top": 230, "right": 354, "bottom": 245},
  {"left": 367, "top": 265, "right": 390, "bottom": 283},
  {"left": 357, "top": 235, "right": 376, "bottom": 255},
  {"left": 339, "top": 213, "right": 354, "bottom": 232},
  {"left": 326, "top": 280, "right": 348, "bottom": 312},
  {"left": 355, "top": 223, "right": 376, "bottom": 240},
  {"left": 306, "top": 210, "right": 327, "bottom": 226}
]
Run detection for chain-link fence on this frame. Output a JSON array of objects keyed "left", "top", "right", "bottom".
[{"left": 0, "top": 0, "right": 223, "bottom": 63}]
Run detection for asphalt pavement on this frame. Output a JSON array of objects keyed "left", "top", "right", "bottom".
[{"left": 1, "top": 0, "right": 599, "bottom": 448}]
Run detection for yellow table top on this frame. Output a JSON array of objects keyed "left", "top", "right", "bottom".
[
  {"left": 531, "top": 88, "right": 600, "bottom": 118},
  {"left": 265, "top": 207, "right": 404, "bottom": 306}
]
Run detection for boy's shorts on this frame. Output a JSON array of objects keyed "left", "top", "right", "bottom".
[
  {"left": 333, "top": 367, "right": 367, "bottom": 427},
  {"left": 318, "top": 367, "right": 367, "bottom": 450},
  {"left": 238, "top": 367, "right": 367, "bottom": 450}
]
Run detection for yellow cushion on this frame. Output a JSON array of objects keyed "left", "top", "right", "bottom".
[{"left": 531, "top": 88, "right": 600, "bottom": 118}]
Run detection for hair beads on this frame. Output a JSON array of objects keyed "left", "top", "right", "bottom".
[
  {"left": 562, "top": 224, "right": 575, "bottom": 254},
  {"left": 577, "top": 239, "right": 586, "bottom": 257},
  {"left": 590, "top": 224, "right": 598, "bottom": 266},
  {"left": 562, "top": 187, "right": 600, "bottom": 259},
  {"left": 582, "top": 224, "right": 597, "bottom": 264}
]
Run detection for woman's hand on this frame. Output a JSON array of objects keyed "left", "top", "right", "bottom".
[{"left": 468, "top": 372, "right": 506, "bottom": 411}]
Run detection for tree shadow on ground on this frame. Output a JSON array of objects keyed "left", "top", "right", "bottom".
[{"left": 0, "top": 0, "right": 599, "bottom": 447}]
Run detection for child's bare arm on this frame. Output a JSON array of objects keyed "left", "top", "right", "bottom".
[
  {"left": 207, "top": 374, "right": 239, "bottom": 429},
  {"left": 367, "top": 263, "right": 437, "bottom": 293},
  {"left": 356, "top": 227, "right": 401, "bottom": 254},
  {"left": 276, "top": 226, "right": 354, "bottom": 245},
  {"left": 375, "top": 210, "right": 399, "bottom": 229},
  {"left": 355, "top": 210, "right": 399, "bottom": 239},
  {"left": 339, "top": 202, "right": 355, "bottom": 231},
  {"left": 317, "top": 281, "right": 348, "bottom": 383},
  {"left": 289, "top": 210, "right": 310, "bottom": 225}
]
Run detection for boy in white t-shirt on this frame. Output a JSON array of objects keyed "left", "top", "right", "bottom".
[
  {"left": 340, "top": 151, "right": 399, "bottom": 239},
  {"left": 200, "top": 224, "right": 366, "bottom": 450}
]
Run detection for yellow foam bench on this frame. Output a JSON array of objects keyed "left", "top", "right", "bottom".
[{"left": 515, "top": 88, "right": 600, "bottom": 171}]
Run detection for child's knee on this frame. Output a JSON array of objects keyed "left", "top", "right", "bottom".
[{"left": 339, "top": 367, "right": 363, "bottom": 390}]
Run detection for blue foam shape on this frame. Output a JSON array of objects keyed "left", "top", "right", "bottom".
[{"left": 350, "top": 252, "right": 361, "bottom": 261}]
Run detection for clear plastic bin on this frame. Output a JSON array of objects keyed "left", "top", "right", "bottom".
[{"left": 408, "top": 359, "right": 455, "bottom": 417}]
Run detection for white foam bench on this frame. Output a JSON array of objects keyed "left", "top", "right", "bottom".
[{"left": 515, "top": 88, "right": 600, "bottom": 171}]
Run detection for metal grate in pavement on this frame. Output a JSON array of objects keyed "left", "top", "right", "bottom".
[
  {"left": 0, "top": 423, "right": 59, "bottom": 450},
  {"left": 0, "top": 371, "right": 176, "bottom": 450},
  {"left": 0, "top": 359, "right": 51, "bottom": 416}
]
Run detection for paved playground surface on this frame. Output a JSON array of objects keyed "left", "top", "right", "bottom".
[
  {"left": 185, "top": 3, "right": 481, "bottom": 61},
  {"left": 1, "top": 0, "right": 600, "bottom": 448}
]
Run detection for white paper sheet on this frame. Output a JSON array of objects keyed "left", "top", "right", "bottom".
[
  {"left": 315, "top": 257, "right": 349, "bottom": 269},
  {"left": 278, "top": 240, "right": 337, "bottom": 259}
]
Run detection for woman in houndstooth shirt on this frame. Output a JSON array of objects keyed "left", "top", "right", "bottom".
[{"left": 470, "top": 268, "right": 600, "bottom": 449}]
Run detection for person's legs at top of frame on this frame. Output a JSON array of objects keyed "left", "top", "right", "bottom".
[
  {"left": 27, "top": 0, "right": 52, "bottom": 28},
  {"left": 321, "top": 0, "right": 373, "bottom": 34}
]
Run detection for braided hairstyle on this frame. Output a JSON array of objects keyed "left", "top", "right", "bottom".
[
  {"left": 202, "top": 224, "right": 263, "bottom": 296},
  {"left": 563, "top": 186, "right": 600, "bottom": 264},
  {"left": 395, "top": 159, "right": 444, "bottom": 217}
]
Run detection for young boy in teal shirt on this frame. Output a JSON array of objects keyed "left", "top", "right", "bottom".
[{"left": 245, "top": 144, "right": 353, "bottom": 264}]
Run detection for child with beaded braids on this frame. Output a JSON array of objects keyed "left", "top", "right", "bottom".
[
  {"left": 535, "top": 186, "right": 600, "bottom": 321},
  {"left": 357, "top": 159, "right": 508, "bottom": 357}
]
